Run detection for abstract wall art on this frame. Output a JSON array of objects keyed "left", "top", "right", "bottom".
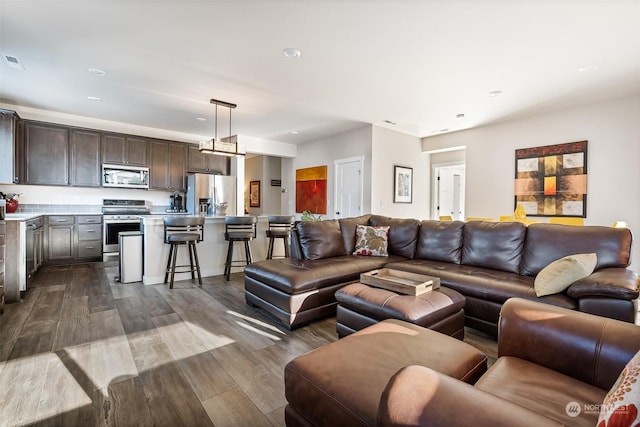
[
  {"left": 295, "top": 165, "right": 327, "bottom": 214},
  {"left": 514, "top": 140, "right": 588, "bottom": 217}
]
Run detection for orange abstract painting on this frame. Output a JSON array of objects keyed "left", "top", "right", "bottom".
[{"left": 296, "top": 165, "right": 328, "bottom": 214}]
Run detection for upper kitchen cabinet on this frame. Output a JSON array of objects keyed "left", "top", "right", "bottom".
[
  {"left": 102, "top": 133, "right": 147, "bottom": 166},
  {"left": 70, "top": 129, "right": 101, "bottom": 187},
  {"left": 0, "top": 109, "right": 22, "bottom": 184},
  {"left": 187, "top": 145, "right": 230, "bottom": 175},
  {"left": 149, "top": 140, "right": 186, "bottom": 191},
  {"left": 24, "top": 121, "right": 69, "bottom": 186}
]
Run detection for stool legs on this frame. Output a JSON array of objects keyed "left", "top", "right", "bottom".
[
  {"left": 165, "top": 242, "right": 203, "bottom": 289},
  {"left": 190, "top": 242, "right": 202, "bottom": 285},
  {"left": 266, "top": 236, "right": 290, "bottom": 259},
  {"left": 224, "top": 239, "right": 254, "bottom": 281},
  {"left": 267, "top": 237, "right": 275, "bottom": 260}
]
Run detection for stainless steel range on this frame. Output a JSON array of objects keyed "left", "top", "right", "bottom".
[{"left": 102, "top": 199, "right": 150, "bottom": 260}]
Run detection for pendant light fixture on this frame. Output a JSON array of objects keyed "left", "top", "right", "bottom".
[{"left": 198, "top": 98, "right": 245, "bottom": 157}]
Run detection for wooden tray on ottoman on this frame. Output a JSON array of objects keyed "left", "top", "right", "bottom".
[{"left": 360, "top": 269, "right": 440, "bottom": 296}]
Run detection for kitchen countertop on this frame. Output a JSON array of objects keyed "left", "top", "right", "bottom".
[{"left": 4, "top": 212, "right": 103, "bottom": 221}]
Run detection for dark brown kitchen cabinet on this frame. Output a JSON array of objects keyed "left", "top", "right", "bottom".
[
  {"left": 187, "top": 145, "right": 230, "bottom": 174},
  {"left": 24, "top": 122, "right": 69, "bottom": 186},
  {"left": 45, "top": 215, "right": 102, "bottom": 263},
  {"left": 149, "top": 140, "right": 187, "bottom": 191},
  {"left": 102, "top": 134, "right": 147, "bottom": 166},
  {"left": 0, "top": 109, "right": 22, "bottom": 184},
  {"left": 47, "top": 216, "right": 74, "bottom": 261},
  {"left": 70, "top": 129, "right": 101, "bottom": 187}
]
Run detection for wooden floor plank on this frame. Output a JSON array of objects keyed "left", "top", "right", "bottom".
[
  {"left": 202, "top": 386, "right": 273, "bottom": 427},
  {"left": 139, "top": 361, "right": 214, "bottom": 427},
  {"left": 94, "top": 376, "right": 155, "bottom": 427}
]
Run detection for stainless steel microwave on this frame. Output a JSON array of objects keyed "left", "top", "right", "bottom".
[{"left": 102, "top": 164, "right": 149, "bottom": 189}]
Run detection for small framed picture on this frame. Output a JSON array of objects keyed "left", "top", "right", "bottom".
[
  {"left": 249, "top": 180, "right": 261, "bottom": 207},
  {"left": 393, "top": 166, "right": 413, "bottom": 204}
]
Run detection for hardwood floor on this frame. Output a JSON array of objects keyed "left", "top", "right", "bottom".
[{"left": 0, "top": 263, "right": 497, "bottom": 426}]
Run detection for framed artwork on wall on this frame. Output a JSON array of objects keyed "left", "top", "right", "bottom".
[
  {"left": 394, "top": 165, "right": 413, "bottom": 203},
  {"left": 249, "top": 180, "right": 261, "bottom": 207},
  {"left": 295, "top": 165, "right": 328, "bottom": 214},
  {"left": 514, "top": 140, "right": 588, "bottom": 217}
]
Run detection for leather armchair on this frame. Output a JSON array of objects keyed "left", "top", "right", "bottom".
[{"left": 378, "top": 298, "right": 640, "bottom": 426}]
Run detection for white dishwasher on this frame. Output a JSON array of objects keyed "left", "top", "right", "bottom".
[{"left": 118, "top": 231, "right": 143, "bottom": 283}]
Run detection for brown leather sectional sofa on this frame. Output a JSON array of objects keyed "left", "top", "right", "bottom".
[{"left": 244, "top": 214, "right": 639, "bottom": 332}]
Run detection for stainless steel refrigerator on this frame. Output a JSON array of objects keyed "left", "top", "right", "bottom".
[{"left": 186, "top": 174, "right": 237, "bottom": 216}]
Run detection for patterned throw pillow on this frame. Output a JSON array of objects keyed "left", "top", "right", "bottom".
[
  {"left": 597, "top": 349, "right": 640, "bottom": 427},
  {"left": 353, "top": 225, "right": 390, "bottom": 257}
]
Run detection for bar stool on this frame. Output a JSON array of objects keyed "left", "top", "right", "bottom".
[
  {"left": 224, "top": 216, "right": 257, "bottom": 281},
  {"left": 266, "top": 215, "right": 294, "bottom": 259},
  {"left": 164, "top": 216, "right": 204, "bottom": 289}
]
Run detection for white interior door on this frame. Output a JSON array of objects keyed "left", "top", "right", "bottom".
[
  {"left": 334, "top": 157, "right": 363, "bottom": 219},
  {"left": 432, "top": 164, "right": 465, "bottom": 220}
]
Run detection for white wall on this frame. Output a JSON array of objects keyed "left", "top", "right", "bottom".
[
  {"left": 422, "top": 95, "right": 640, "bottom": 267},
  {"left": 283, "top": 126, "right": 373, "bottom": 219},
  {"left": 371, "top": 126, "right": 429, "bottom": 219}
]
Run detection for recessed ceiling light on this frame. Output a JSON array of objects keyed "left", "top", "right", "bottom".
[
  {"left": 2, "top": 53, "right": 25, "bottom": 70},
  {"left": 289, "top": 130, "right": 299, "bottom": 135},
  {"left": 456, "top": 113, "right": 465, "bottom": 119},
  {"left": 578, "top": 64, "right": 598, "bottom": 73},
  {"left": 87, "top": 96, "right": 103, "bottom": 102},
  {"left": 282, "top": 48, "right": 302, "bottom": 59},
  {"left": 196, "top": 117, "right": 207, "bottom": 122},
  {"left": 488, "top": 90, "right": 503, "bottom": 97},
  {"left": 87, "top": 67, "right": 107, "bottom": 76},
  {"left": 383, "top": 120, "right": 397, "bottom": 126}
]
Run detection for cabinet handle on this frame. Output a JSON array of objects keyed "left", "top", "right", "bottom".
[
  {"left": 56, "top": 219, "right": 67, "bottom": 222},
  {"left": 85, "top": 246, "right": 94, "bottom": 249},
  {"left": 86, "top": 230, "right": 96, "bottom": 233}
]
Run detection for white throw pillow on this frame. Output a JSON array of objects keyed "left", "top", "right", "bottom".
[
  {"left": 534, "top": 253, "right": 597, "bottom": 297},
  {"left": 598, "top": 349, "right": 640, "bottom": 426}
]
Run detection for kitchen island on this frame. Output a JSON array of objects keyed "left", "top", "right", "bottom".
[{"left": 139, "top": 215, "right": 283, "bottom": 285}]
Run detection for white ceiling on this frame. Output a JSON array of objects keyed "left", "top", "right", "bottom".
[{"left": 1, "top": 0, "right": 639, "bottom": 145}]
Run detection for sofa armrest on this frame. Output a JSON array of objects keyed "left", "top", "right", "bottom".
[
  {"left": 377, "top": 365, "right": 560, "bottom": 427},
  {"left": 498, "top": 298, "right": 640, "bottom": 390},
  {"left": 567, "top": 268, "right": 639, "bottom": 300}
]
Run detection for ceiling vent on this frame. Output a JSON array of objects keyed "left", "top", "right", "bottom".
[{"left": 3, "top": 54, "right": 25, "bottom": 70}]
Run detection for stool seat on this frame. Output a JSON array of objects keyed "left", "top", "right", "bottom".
[
  {"left": 225, "top": 231, "right": 254, "bottom": 240},
  {"left": 224, "top": 216, "right": 258, "bottom": 281},
  {"left": 166, "top": 233, "right": 201, "bottom": 243},
  {"left": 164, "top": 216, "right": 204, "bottom": 289},
  {"left": 266, "top": 215, "right": 294, "bottom": 259}
]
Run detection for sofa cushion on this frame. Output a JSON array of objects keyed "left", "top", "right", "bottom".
[
  {"left": 475, "top": 357, "right": 606, "bottom": 426},
  {"left": 415, "top": 220, "right": 464, "bottom": 263},
  {"left": 369, "top": 215, "right": 420, "bottom": 258},
  {"left": 461, "top": 221, "right": 527, "bottom": 274},
  {"left": 339, "top": 214, "right": 372, "bottom": 254},
  {"left": 598, "top": 349, "right": 640, "bottom": 426},
  {"left": 521, "top": 224, "right": 633, "bottom": 276},
  {"left": 244, "top": 255, "right": 406, "bottom": 294},
  {"left": 534, "top": 253, "right": 597, "bottom": 297},
  {"left": 385, "top": 259, "right": 576, "bottom": 310},
  {"left": 296, "top": 219, "right": 346, "bottom": 260},
  {"left": 353, "top": 225, "right": 389, "bottom": 256}
]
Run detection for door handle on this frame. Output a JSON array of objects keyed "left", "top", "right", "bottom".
[{"left": 335, "top": 212, "right": 340, "bottom": 215}]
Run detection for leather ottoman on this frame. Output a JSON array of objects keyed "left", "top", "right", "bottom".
[
  {"left": 284, "top": 319, "right": 487, "bottom": 427},
  {"left": 335, "top": 282, "right": 466, "bottom": 339}
]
